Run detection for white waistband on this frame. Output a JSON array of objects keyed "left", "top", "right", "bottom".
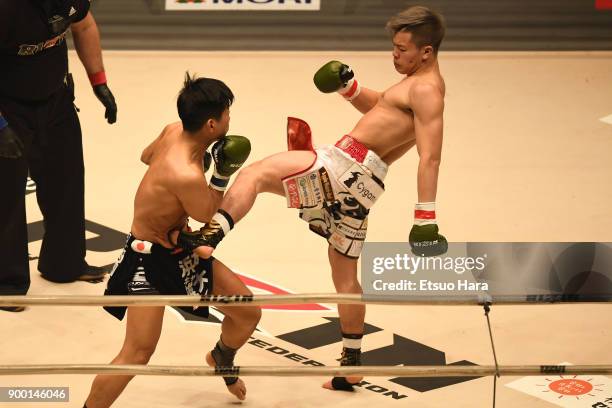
[{"left": 333, "top": 145, "right": 388, "bottom": 182}]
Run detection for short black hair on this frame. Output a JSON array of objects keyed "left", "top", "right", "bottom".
[
  {"left": 387, "top": 6, "right": 446, "bottom": 54},
  {"left": 177, "top": 73, "right": 234, "bottom": 133}
]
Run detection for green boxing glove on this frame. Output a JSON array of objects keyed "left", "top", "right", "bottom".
[
  {"left": 408, "top": 202, "right": 448, "bottom": 257},
  {"left": 313, "top": 60, "right": 361, "bottom": 101},
  {"left": 210, "top": 135, "right": 251, "bottom": 191}
]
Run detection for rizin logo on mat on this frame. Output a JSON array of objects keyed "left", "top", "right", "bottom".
[
  {"left": 507, "top": 365, "right": 612, "bottom": 407},
  {"left": 165, "top": 0, "right": 320, "bottom": 11},
  {"left": 544, "top": 378, "right": 602, "bottom": 399}
]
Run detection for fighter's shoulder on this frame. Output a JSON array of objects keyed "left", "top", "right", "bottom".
[
  {"left": 162, "top": 122, "right": 182, "bottom": 135},
  {"left": 391, "top": 77, "right": 439, "bottom": 97},
  {"left": 155, "top": 122, "right": 181, "bottom": 144},
  {"left": 408, "top": 79, "right": 444, "bottom": 112},
  {"left": 168, "top": 161, "right": 206, "bottom": 189},
  {"left": 408, "top": 79, "right": 442, "bottom": 99}
]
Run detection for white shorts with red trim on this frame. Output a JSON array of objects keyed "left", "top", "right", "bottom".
[{"left": 282, "top": 144, "right": 387, "bottom": 258}]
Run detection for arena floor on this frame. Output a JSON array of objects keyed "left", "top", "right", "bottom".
[{"left": 1, "top": 50, "right": 612, "bottom": 407}]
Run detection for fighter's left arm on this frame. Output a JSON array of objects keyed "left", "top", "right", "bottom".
[
  {"left": 408, "top": 83, "right": 447, "bottom": 257},
  {"left": 412, "top": 83, "right": 444, "bottom": 202},
  {"left": 71, "top": 13, "right": 117, "bottom": 124}
]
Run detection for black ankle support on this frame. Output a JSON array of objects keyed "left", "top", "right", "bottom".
[
  {"left": 211, "top": 338, "right": 238, "bottom": 386},
  {"left": 330, "top": 347, "right": 362, "bottom": 391},
  {"left": 331, "top": 376, "right": 358, "bottom": 391},
  {"left": 339, "top": 347, "right": 361, "bottom": 366}
]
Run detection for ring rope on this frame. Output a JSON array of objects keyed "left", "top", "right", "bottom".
[
  {"left": 1, "top": 364, "right": 611, "bottom": 377},
  {"left": 0, "top": 293, "right": 611, "bottom": 307},
  {"left": 483, "top": 303, "right": 500, "bottom": 408}
]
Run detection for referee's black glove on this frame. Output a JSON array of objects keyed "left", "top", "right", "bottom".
[{"left": 93, "top": 84, "right": 117, "bottom": 124}]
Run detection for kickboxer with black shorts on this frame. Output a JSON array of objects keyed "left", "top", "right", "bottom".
[{"left": 84, "top": 74, "right": 259, "bottom": 407}]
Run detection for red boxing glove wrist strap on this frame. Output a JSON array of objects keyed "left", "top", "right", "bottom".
[
  {"left": 89, "top": 71, "right": 107, "bottom": 86},
  {"left": 414, "top": 209, "right": 436, "bottom": 220}
]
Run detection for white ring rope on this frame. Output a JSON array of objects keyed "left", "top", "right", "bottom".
[
  {"left": 0, "top": 293, "right": 610, "bottom": 307},
  {"left": 1, "top": 364, "right": 610, "bottom": 377}
]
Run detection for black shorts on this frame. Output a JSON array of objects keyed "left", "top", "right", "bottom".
[{"left": 104, "top": 234, "right": 214, "bottom": 320}]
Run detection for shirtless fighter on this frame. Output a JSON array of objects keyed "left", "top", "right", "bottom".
[
  {"left": 84, "top": 74, "right": 259, "bottom": 407},
  {"left": 173, "top": 6, "right": 448, "bottom": 391}
]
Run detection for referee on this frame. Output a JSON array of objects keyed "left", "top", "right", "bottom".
[{"left": 0, "top": 0, "right": 117, "bottom": 311}]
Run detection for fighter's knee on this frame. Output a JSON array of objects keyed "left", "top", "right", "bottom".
[
  {"left": 333, "top": 279, "right": 362, "bottom": 294},
  {"left": 119, "top": 344, "right": 157, "bottom": 365},
  {"left": 238, "top": 160, "right": 277, "bottom": 193},
  {"left": 237, "top": 161, "right": 263, "bottom": 182},
  {"left": 251, "top": 306, "right": 262, "bottom": 324},
  {"left": 241, "top": 306, "right": 262, "bottom": 327},
  {"left": 223, "top": 304, "right": 261, "bottom": 327}
]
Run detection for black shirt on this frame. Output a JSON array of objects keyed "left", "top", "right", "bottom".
[{"left": 0, "top": 0, "right": 89, "bottom": 101}]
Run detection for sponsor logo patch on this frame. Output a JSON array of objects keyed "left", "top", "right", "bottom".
[
  {"left": 338, "top": 164, "right": 384, "bottom": 209},
  {"left": 318, "top": 168, "right": 335, "bottom": 202},
  {"left": 283, "top": 170, "right": 326, "bottom": 209},
  {"left": 284, "top": 178, "right": 300, "bottom": 208}
]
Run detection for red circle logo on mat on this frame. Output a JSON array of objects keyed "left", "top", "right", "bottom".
[{"left": 548, "top": 379, "right": 593, "bottom": 395}]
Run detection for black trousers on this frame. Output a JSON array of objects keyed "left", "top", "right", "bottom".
[{"left": 0, "top": 81, "right": 87, "bottom": 294}]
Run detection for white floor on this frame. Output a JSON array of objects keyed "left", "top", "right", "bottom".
[{"left": 2, "top": 50, "right": 612, "bottom": 408}]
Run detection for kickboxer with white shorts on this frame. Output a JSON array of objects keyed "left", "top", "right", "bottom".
[{"left": 172, "top": 5, "right": 449, "bottom": 393}]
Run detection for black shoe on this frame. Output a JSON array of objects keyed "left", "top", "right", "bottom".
[
  {"left": 0, "top": 306, "right": 27, "bottom": 312},
  {"left": 77, "top": 264, "right": 112, "bottom": 283},
  {"left": 40, "top": 263, "right": 112, "bottom": 284}
]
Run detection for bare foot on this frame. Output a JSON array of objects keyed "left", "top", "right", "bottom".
[
  {"left": 206, "top": 351, "right": 246, "bottom": 400},
  {"left": 322, "top": 376, "right": 363, "bottom": 390}
]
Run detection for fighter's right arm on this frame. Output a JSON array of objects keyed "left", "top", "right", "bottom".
[
  {"left": 313, "top": 61, "right": 381, "bottom": 114},
  {"left": 175, "top": 135, "right": 251, "bottom": 222},
  {"left": 175, "top": 174, "right": 223, "bottom": 224},
  {"left": 350, "top": 88, "right": 382, "bottom": 114}
]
